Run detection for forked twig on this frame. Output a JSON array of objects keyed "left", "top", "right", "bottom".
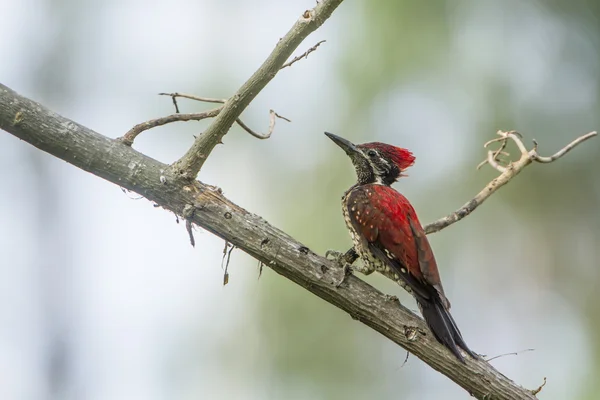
[
  {"left": 281, "top": 40, "right": 326, "bottom": 69},
  {"left": 160, "top": 92, "right": 291, "bottom": 139},
  {"left": 424, "top": 130, "right": 597, "bottom": 234},
  {"left": 118, "top": 92, "right": 290, "bottom": 146}
]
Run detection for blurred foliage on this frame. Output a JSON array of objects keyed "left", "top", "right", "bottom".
[{"left": 255, "top": 1, "right": 600, "bottom": 399}]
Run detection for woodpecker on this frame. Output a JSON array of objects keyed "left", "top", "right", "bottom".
[{"left": 325, "top": 132, "right": 476, "bottom": 362}]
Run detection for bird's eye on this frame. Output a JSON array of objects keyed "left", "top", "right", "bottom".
[{"left": 367, "top": 149, "right": 377, "bottom": 158}]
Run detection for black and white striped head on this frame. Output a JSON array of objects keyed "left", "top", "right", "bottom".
[{"left": 325, "top": 132, "right": 415, "bottom": 186}]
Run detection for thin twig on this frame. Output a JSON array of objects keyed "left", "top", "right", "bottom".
[
  {"left": 118, "top": 108, "right": 221, "bottom": 146},
  {"left": 222, "top": 241, "right": 235, "bottom": 285},
  {"left": 172, "top": 1, "right": 344, "bottom": 179},
  {"left": 424, "top": 130, "right": 597, "bottom": 234},
  {"left": 485, "top": 148, "right": 507, "bottom": 173},
  {"left": 236, "top": 110, "right": 291, "bottom": 139},
  {"left": 399, "top": 351, "right": 410, "bottom": 368},
  {"left": 281, "top": 40, "right": 326, "bottom": 69},
  {"left": 159, "top": 92, "right": 290, "bottom": 140},
  {"left": 486, "top": 348, "right": 534, "bottom": 362},
  {"left": 533, "top": 131, "right": 597, "bottom": 163},
  {"left": 167, "top": 93, "right": 181, "bottom": 113},
  {"left": 530, "top": 377, "right": 547, "bottom": 396},
  {"left": 159, "top": 92, "right": 226, "bottom": 105}
]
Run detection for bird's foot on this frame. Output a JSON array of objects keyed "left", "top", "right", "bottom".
[
  {"left": 326, "top": 249, "right": 355, "bottom": 287},
  {"left": 326, "top": 247, "right": 358, "bottom": 266},
  {"left": 325, "top": 249, "right": 344, "bottom": 261},
  {"left": 334, "top": 263, "right": 354, "bottom": 288}
]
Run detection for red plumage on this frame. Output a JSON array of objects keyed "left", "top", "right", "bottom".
[
  {"left": 358, "top": 143, "right": 416, "bottom": 171},
  {"left": 345, "top": 184, "right": 475, "bottom": 362},
  {"left": 324, "top": 132, "right": 475, "bottom": 362},
  {"left": 347, "top": 185, "right": 441, "bottom": 292}
]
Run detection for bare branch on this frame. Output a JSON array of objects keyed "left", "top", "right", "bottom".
[
  {"left": 172, "top": 1, "right": 345, "bottom": 180},
  {"left": 158, "top": 92, "right": 290, "bottom": 140},
  {"left": 424, "top": 130, "right": 597, "bottom": 234},
  {"left": 533, "top": 131, "right": 597, "bottom": 163},
  {"left": 1, "top": 82, "right": 540, "bottom": 400},
  {"left": 159, "top": 92, "right": 226, "bottom": 105},
  {"left": 236, "top": 110, "right": 291, "bottom": 139},
  {"left": 118, "top": 108, "right": 221, "bottom": 146},
  {"left": 281, "top": 40, "right": 326, "bottom": 69}
]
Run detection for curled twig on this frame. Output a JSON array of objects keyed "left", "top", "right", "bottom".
[
  {"left": 425, "top": 130, "right": 597, "bottom": 234},
  {"left": 530, "top": 377, "right": 547, "bottom": 396},
  {"left": 479, "top": 130, "right": 596, "bottom": 172},
  {"left": 236, "top": 109, "right": 291, "bottom": 139},
  {"left": 281, "top": 40, "right": 326, "bottom": 69},
  {"left": 532, "top": 132, "right": 597, "bottom": 163}
]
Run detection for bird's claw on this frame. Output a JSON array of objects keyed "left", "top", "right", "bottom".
[
  {"left": 326, "top": 248, "right": 358, "bottom": 287},
  {"left": 334, "top": 263, "right": 354, "bottom": 288},
  {"left": 325, "top": 249, "right": 344, "bottom": 261}
]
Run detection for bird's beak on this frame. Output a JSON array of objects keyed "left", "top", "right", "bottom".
[{"left": 324, "top": 132, "right": 360, "bottom": 156}]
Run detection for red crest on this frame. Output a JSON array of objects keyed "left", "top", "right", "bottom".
[{"left": 358, "top": 143, "right": 415, "bottom": 170}]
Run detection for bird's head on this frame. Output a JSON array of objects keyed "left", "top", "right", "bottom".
[{"left": 325, "top": 132, "right": 415, "bottom": 186}]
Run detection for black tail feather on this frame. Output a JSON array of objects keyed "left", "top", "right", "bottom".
[{"left": 418, "top": 298, "right": 476, "bottom": 363}]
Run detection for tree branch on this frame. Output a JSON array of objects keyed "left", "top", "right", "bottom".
[
  {"left": 280, "top": 40, "right": 326, "bottom": 69},
  {"left": 234, "top": 109, "right": 291, "bottom": 140},
  {"left": 171, "top": 1, "right": 345, "bottom": 180},
  {"left": 157, "top": 92, "right": 291, "bottom": 140},
  {"left": 424, "top": 130, "right": 597, "bottom": 234},
  {"left": 1, "top": 83, "right": 540, "bottom": 400},
  {"left": 118, "top": 107, "right": 221, "bottom": 146}
]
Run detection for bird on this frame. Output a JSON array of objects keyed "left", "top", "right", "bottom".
[{"left": 324, "top": 131, "right": 476, "bottom": 362}]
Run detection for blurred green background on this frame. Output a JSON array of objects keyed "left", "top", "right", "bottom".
[{"left": 1, "top": 0, "right": 599, "bottom": 399}]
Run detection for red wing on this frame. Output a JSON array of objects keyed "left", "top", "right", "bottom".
[{"left": 346, "top": 185, "right": 449, "bottom": 307}]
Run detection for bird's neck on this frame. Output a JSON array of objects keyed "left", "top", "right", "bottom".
[{"left": 354, "top": 181, "right": 390, "bottom": 188}]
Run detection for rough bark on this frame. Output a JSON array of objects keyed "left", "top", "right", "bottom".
[{"left": 0, "top": 83, "right": 537, "bottom": 400}]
